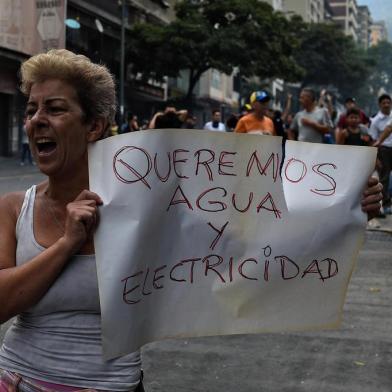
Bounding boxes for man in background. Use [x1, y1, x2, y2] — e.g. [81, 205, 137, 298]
[369, 94, 392, 216]
[288, 88, 332, 143]
[235, 90, 276, 135]
[204, 110, 226, 132]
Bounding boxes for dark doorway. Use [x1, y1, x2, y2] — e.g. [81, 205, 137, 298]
[0, 93, 11, 156]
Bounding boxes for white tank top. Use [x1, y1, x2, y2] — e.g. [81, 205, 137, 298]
[0, 185, 141, 390]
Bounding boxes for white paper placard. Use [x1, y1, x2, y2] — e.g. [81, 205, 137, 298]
[88, 130, 376, 359]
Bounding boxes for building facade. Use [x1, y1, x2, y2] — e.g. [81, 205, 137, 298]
[323, 0, 334, 21]
[66, 0, 177, 125]
[263, 0, 283, 11]
[370, 20, 388, 47]
[0, 0, 180, 156]
[357, 5, 371, 49]
[0, 48, 25, 157]
[327, 0, 359, 42]
[0, 0, 66, 157]
[282, 0, 325, 23]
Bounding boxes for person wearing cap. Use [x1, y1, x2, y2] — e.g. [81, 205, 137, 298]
[244, 103, 252, 113]
[288, 88, 332, 143]
[234, 90, 276, 135]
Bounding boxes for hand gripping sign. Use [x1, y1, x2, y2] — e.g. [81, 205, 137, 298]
[88, 130, 376, 359]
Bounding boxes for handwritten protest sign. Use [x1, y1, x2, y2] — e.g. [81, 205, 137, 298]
[88, 130, 376, 359]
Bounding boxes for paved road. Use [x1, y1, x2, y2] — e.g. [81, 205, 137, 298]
[140, 232, 392, 392]
[0, 159, 44, 195]
[1, 157, 391, 391]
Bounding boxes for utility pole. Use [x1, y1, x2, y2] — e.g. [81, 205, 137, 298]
[120, 0, 126, 125]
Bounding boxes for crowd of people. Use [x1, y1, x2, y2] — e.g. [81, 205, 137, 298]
[2, 49, 383, 392]
[18, 76, 391, 218]
[114, 87, 391, 219]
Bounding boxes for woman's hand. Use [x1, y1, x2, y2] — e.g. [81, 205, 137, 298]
[361, 176, 383, 220]
[63, 190, 103, 252]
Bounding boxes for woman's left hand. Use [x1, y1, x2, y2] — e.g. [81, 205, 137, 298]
[361, 176, 383, 220]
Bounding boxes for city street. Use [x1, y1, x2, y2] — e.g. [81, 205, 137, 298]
[0, 156, 391, 391]
[142, 232, 392, 391]
[0, 0, 391, 390]
[0, 158, 45, 195]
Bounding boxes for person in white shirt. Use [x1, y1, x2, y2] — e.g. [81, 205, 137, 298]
[369, 94, 392, 215]
[204, 110, 226, 132]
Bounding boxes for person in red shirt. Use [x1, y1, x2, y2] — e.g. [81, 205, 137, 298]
[235, 90, 276, 135]
[335, 97, 369, 139]
[336, 107, 372, 146]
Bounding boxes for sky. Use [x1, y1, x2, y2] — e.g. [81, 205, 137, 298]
[357, 0, 392, 40]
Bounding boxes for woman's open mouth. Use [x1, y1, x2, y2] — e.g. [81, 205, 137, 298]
[36, 137, 57, 156]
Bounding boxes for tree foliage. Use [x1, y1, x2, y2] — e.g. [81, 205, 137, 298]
[126, 0, 304, 100]
[294, 23, 373, 98]
[126, 1, 376, 104]
[367, 41, 392, 95]
[350, 41, 392, 113]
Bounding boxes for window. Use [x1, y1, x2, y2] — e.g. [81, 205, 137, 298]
[211, 69, 221, 89]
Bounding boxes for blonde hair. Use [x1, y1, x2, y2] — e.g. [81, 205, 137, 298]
[20, 49, 116, 133]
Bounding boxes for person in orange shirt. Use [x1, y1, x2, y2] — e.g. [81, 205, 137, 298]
[235, 90, 276, 135]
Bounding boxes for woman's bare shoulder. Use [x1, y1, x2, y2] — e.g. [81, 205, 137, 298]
[0, 182, 46, 217]
[0, 191, 26, 219]
[0, 192, 25, 268]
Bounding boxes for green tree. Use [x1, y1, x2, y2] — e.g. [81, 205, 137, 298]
[351, 41, 392, 114]
[294, 23, 372, 98]
[367, 41, 392, 95]
[126, 0, 304, 102]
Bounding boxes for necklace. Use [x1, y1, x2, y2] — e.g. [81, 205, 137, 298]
[44, 191, 65, 234]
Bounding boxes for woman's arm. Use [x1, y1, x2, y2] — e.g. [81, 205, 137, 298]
[0, 190, 102, 323]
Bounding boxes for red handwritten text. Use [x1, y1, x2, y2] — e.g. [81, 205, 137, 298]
[121, 252, 338, 305]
